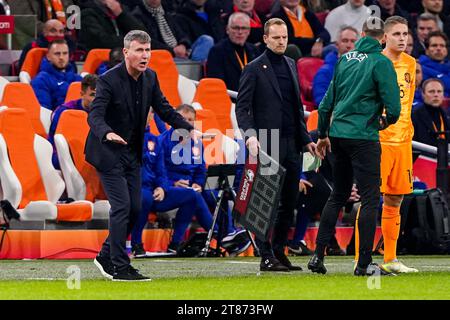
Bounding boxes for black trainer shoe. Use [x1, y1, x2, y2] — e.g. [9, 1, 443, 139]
[132, 243, 147, 258]
[93, 254, 114, 280]
[260, 257, 290, 272]
[307, 254, 327, 274]
[274, 252, 303, 271]
[112, 265, 152, 282]
[354, 263, 395, 276]
[288, 241, 313, 256]
[326, 245, 346, 256]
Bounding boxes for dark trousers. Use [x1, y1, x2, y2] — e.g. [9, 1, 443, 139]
[98, 150, 141, 271]
[256, 137, 301, 258]
[315, 137, 381, 267]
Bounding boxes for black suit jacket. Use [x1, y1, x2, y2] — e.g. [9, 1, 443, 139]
[85, 62, 193, 171]
[206, 37, 259, 92]
[236, 51, 311, 154]
[412, 103, 450, 147]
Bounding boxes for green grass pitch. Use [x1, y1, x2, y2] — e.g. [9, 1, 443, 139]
[0, 256, 449, 300]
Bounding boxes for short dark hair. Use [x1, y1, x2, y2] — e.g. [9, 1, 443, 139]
[425, 30, 449, 49]
[48, 39, 68, 50]
[264, 18, 286, 35]
[417, 13, 438, 25]
[422, 78, 444, 92]
[81, 74, 98, 92]
[384, 16, 408, 32]
[176, 104, 196, 115]
[362, 17, 385, 39]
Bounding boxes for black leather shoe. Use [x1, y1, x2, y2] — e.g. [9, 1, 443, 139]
[274, 252, 302, 271]
[307, 254, 327, 274]
[112, 265, 152, 282]
[354, 263, 395, 276]
[260, 257, 290, 272]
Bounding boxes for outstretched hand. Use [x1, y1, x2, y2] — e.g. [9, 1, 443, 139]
[316, 137, 331, 159]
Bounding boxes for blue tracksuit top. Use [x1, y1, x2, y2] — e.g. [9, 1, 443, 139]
[159, 127, 207, 187]
[142, 129, 170, 191]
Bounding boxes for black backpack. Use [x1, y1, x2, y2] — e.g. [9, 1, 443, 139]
[398, 188, 450, 254]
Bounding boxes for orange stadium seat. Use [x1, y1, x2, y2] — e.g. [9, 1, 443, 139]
[193, 78, 233, 137]
[19, 48, 48, 83]
[307, 109, 319, 132]
[148, 49, 182, 106]
[0, 108, 93, 222]
[297, 57, 324, 111]
[1, 82, 49, 137]
[65, 81, 81, 102]
[81, 49, 110, 76]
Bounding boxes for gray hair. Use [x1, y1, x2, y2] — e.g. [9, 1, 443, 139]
[228, 12, 251, 28]
[337, 25, 359, 39]
[124, 30, 151, 49]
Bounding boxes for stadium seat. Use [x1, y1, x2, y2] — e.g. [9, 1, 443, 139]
[54, 110, 109, 219]
[1, 82, 50, 137]
[148, 49, 196, 106]
[315, 11, 329, 26]
[0, 108, 93, 222]
[0, 76, 10, 101]
[297, 57, 324, 111]
[19, 48, 48, 84]
[81, 49, 110, 77]
[306, 109, 319, 132]
[65, 81, 81, 102]
[193, 78, 234, 137]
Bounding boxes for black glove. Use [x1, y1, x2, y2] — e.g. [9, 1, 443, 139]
[378, 115, 389, 130]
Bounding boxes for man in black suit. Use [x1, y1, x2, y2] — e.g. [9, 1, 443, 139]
[207, 12, 259, 91]
[86, 30, 198, 281]
[236, 18, 316, 272]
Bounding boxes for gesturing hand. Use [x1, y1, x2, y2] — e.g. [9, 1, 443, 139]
[106, 132, 127, 145]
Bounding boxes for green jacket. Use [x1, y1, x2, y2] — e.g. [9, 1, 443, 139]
[318, 36, 401, 141]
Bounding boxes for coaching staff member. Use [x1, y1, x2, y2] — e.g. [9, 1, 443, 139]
[308, 17, 401, 276]
[236, 18, 316, 272]
[86, 30, 198, 281]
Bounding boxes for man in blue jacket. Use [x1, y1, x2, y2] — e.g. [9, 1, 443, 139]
[159, 104, 251, 255]
[313, 26, 359, 106]
[419, 31, 450, 97]
[31, 39, 82, 111]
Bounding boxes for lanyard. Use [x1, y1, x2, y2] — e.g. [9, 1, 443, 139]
[235, 50, 247, 70]
[432, 113, 446, 139]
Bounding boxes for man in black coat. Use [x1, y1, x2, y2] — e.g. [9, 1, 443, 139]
[236, 18, 316, 272]
[206, 12, 259, 92]
[86, 30, 198, 281]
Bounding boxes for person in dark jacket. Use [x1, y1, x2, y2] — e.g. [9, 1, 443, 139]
[31, 39, 82, 111]
[270, 0, 330, 57]
[412, 78, 450, 147]
[313, 26, 358, 105]
[175, 0, 225, 60]
[206, 12, 259, 91]
[131, 0, 191, 58]
[79, 0, 145, 51]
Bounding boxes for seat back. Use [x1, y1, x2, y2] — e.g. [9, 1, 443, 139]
[55, 110, 105, 202]
[19, 48, 48, 83]
[65, 81, 81, 102]
[297, 57, 324, 111]
[193, 78, 233, 136]
[148, 49, 182, 106]
[195, 109, 225, 165]
[0, 109, 48, 208]
[1, 83, 47, 137]
[81, 49, 110, 76]
[306, 109, 319, 132]
[0, 76, 10, 101]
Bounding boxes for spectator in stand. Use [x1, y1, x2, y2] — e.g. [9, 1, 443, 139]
[324, 0, 371, 42]
[48, 74, 98, 169]
[419, 31, 450, 97]
[18, 19, 76, 71]
[131, 0, 191, 59]
[223, 0, 266, 46]
[271, 0, 330, 57]
[373, 0, 410, 22]
[313, 26, 359, 105]
[412, 78, 450, 146]
[413, 60, 424, 108]
[79, 0, 145, 51]
[31, 39, 82, 111]
[175, 0, 225, 61]
[96, 47, 124, 75]
[206, 12, 259, 91]
[407, 29, 414, 55]
[422, 0, 446, 30]
[413, 13, 439, 58]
